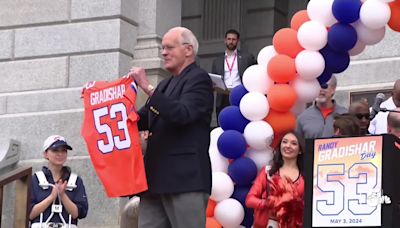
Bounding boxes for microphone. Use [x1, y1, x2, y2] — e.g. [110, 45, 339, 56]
[370, 93, 386, 120]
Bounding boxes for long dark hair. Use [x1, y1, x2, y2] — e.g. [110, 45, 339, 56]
[268, 131, 304, 177]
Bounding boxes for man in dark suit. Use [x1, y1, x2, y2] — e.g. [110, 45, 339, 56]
[211, 29, 256, 120]
[129, 27, 213, 228]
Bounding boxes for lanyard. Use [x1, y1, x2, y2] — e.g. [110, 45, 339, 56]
[225, 53, 237, 77]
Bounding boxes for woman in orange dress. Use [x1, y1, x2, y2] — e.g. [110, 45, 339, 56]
[246, 131, 305, 228]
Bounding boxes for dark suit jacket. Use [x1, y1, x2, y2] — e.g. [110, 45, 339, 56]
[137, 63, 214, 194]
[211, 50, 256, 111]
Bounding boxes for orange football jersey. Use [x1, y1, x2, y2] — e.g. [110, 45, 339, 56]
[81, 76, 147, 197]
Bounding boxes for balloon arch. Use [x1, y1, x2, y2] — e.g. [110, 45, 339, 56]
[206, 0, 400, 227]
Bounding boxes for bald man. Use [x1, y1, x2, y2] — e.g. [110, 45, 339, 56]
[129, 27, 213, 228]
[388, 107, 400, 138]
[296, 75, 347, 139]
[369, 80, 400, 134]
[349, 100, 370, 135]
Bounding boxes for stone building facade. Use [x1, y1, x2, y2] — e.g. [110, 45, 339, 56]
[0, 0, 398, 227]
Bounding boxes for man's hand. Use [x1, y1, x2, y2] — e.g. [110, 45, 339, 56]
[128, 67, 154, 96]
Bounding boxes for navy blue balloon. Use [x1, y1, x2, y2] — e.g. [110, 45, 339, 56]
[320, 45, 350, 73]
[231, 186, 253, 227]
[232, 185, 251, 205]
[332, 0, 361, 24]
[317, 68, 333, 87]
[217, 130, 247, 159]
[241, 207, 254, 228]
[218, 106, 250, 133]
[228, 157, 258, 186]
[229, 84, 248, 106]
[328, 23, 358, 52]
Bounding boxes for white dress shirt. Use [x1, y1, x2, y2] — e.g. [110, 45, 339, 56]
[224, 50, 241, 89]
[369, 97, 396, 134]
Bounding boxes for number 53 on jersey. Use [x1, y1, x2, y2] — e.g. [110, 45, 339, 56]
[81, 77, 147, 197]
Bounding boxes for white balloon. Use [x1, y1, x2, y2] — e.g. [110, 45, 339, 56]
[209, 147, 229, 173]
[348, 39, 366, 56]
[360, 0, 391, 30]
[243, 121, 274, 150]
[239, 92, 270, 121]
[291, 101, 307, 116]
[292, 78, 321, 103]
[210, 127, 224, 149]
[353, 21, 386, 45]
[214, 198, 245, 228]
[242, 65, 274, 94]
[246, 147, 274, 171]
[210, 172, 234, 202]
[307, 0, 337, 27]
[297, 21, 328, 51]
[257, 45, 277, 67]
[295, 50, 325, 80]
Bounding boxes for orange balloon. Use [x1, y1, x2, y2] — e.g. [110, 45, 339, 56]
[291, 10, 310, 31]
[272, 28, 304, 58]
[206, 217, 222, 228]
[264, 110, 296, 135]
[267, 84, 297, 112]
[388, 1, 400, 32]
[267, 54, 296, 83]
[206, 199, 217, 217]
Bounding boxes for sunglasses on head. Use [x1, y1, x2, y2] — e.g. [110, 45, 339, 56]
[354, 113, 370, 120]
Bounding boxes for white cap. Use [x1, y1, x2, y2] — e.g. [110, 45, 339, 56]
[42, 135, 73, 151]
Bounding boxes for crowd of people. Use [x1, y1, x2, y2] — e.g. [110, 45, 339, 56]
[28, 26, 400, 228]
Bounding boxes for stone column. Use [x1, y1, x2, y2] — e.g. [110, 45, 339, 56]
[132, 0, 182, 106]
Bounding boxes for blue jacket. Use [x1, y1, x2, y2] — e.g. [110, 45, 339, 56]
[30, 166, 88, 225]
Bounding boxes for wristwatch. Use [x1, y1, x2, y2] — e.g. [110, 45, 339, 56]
[147, 84, 155, 94]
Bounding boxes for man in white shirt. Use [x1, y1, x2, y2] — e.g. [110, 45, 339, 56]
[369, 80, 400, 134]
[211, 29, 256, 120]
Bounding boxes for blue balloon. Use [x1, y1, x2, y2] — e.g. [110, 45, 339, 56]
[217, 130, 247, 159]
[229, 84, 248, 106]
[241, 207, 254, 228]
[228, 157, 258, 186]
[317, 68, 333, 87]
[332, 0, 361, 24]
[320, 45, 350, 73]
[218, 106, 250, 133]
[328, 23, 358, 52]
[232, 185, 252, 205]
[231, 186, 253, 227]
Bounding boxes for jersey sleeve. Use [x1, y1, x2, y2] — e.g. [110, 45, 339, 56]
[124, 80, 139, 123]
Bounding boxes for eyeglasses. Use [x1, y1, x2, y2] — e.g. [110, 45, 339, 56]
[160, 43, 192, 53]
[354, 113, 370, 120]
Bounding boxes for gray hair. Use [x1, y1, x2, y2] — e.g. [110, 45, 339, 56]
[327, 75, 337, 88]
[170, 27, 199, 57]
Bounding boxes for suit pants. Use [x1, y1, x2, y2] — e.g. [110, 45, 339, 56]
[216, 93, 231, 122]
[138, 191, 209, 228]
